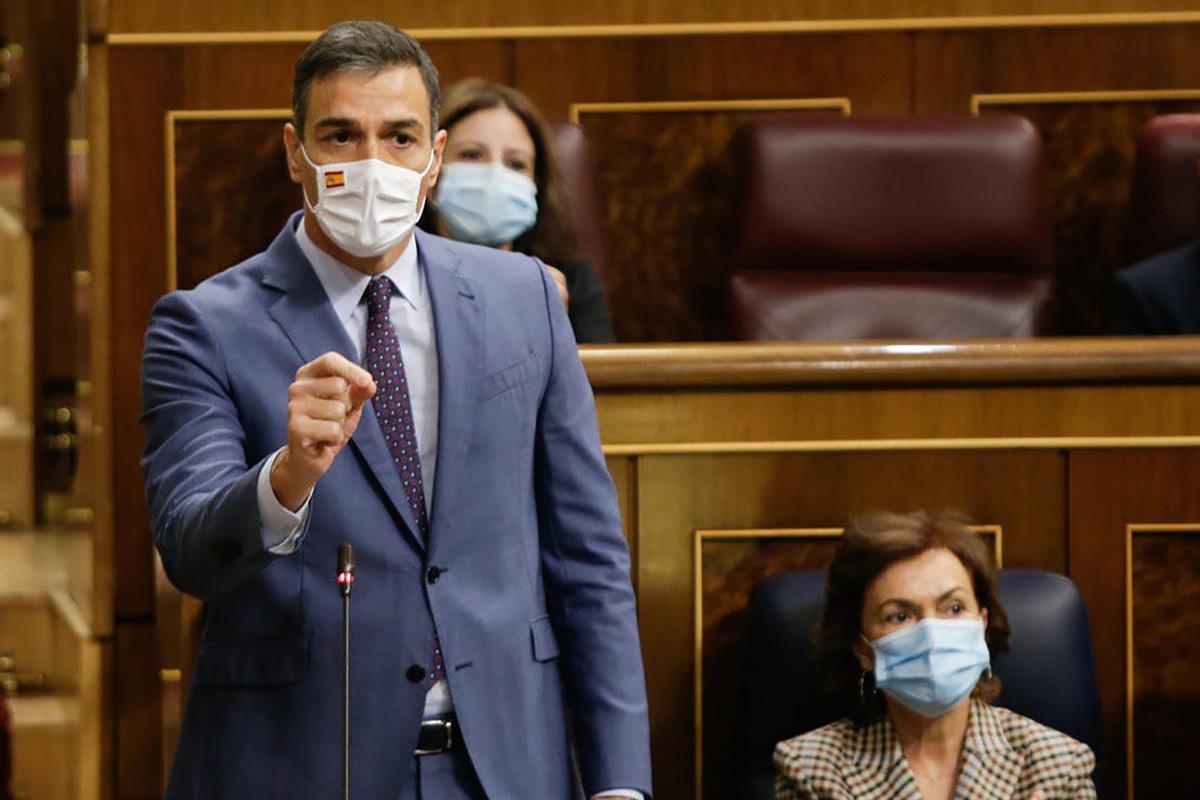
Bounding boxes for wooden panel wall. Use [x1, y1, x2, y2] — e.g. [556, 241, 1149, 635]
[94, 14, 1200, 800]
[0, 205, 34, 527]
[101, 1, 1200, 35]
[586, 352, 1200, 800]
[122, 25, 1200, 346]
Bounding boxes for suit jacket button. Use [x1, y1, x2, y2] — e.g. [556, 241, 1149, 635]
[406, 665, 427, 683]
[426, 566, 443, 584]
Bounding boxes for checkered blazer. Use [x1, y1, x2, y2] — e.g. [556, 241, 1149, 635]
[774, 700, 1096, 800]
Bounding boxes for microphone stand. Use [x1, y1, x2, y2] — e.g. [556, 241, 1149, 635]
[337, 544, 356, 800]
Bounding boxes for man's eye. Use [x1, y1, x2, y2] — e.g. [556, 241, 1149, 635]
[329, 131, 350, 144]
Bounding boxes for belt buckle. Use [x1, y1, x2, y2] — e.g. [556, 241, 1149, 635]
[415, 718, 453, 756]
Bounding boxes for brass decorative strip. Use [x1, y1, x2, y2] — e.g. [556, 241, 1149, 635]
[1124, 523, 1200, 800]
[602, 436, 1200, 457]
[580, 338, 1200, 387]
[972, 88, 1200, 114]
[104, 12, 1200, 46]
[692, 525, 1001, 798]
[570, 97, 851, 124]
[0, 138, 90, 155]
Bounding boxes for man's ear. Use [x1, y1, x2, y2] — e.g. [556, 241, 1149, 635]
[283, 122, 304, 184]
[427, 128, 448, 189]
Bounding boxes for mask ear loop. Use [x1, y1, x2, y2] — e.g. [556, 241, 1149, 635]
[297, 142, 322, 211]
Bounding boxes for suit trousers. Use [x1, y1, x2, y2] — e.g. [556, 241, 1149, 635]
[416, 748, 488, 800]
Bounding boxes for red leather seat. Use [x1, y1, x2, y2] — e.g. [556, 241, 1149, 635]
[1124, 114, 1200, 262]
[730, 114, 1055, 340]
[552, 121, 608, 281]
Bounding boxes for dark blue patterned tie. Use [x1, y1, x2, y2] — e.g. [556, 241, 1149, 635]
[364, 276, 444, 682]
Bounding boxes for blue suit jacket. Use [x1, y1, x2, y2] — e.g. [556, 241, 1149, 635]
[141, 216, 652, 799]
[1112, 238, 1200, 334]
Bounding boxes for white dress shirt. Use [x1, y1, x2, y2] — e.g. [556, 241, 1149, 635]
[255, 219, 641, 799]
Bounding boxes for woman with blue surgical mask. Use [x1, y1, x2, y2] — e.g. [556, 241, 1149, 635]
[775, 512, 1096, 800]
[421, 79, 615, 343]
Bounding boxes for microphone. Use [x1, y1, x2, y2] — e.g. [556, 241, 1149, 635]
[336, 543, 355, 800]
[337, 543, 356, 597]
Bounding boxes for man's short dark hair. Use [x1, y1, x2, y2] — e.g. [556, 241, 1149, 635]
[292, 20, 441, 140]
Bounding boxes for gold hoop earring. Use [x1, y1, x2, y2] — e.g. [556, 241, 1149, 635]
[859, 670, 880, 707]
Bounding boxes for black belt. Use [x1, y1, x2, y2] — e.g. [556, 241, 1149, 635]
[415, 716, 458, 755]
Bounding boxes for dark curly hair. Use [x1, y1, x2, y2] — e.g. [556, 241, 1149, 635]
[816, 510, 1011, 726]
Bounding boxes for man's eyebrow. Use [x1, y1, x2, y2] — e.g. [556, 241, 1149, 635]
[313, 117, 358, 130]
[381, 118, 424, 132]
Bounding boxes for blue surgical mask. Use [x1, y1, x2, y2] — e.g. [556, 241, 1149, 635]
[866, 618, 991, 718]
[435, 162, 538, 247]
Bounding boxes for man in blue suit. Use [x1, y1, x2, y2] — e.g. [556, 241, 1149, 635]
[141, 20, 651, 799]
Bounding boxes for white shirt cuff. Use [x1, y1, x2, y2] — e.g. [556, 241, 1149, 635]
[591, 792, 644, 800]
[256, 448, 312, 554]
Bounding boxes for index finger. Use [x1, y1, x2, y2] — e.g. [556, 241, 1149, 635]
[299, 351, 374, 389]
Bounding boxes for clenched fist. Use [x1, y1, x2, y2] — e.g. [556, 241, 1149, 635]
[270, 352, 376, 511]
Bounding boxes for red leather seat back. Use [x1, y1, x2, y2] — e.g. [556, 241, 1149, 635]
[552, 121, 608, 280]
[730, 114, 1055, 340]
[1125, 114, 1200, 262]
[730, 271, 1055, 341]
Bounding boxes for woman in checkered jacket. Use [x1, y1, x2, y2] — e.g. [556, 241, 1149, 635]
[774, 512, 1096, 800]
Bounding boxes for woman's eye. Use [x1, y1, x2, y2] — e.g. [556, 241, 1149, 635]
[885, 611, 909, 624]
[507, 159, 530, 172]
[458, 149, 483, 160]
[948, 602, 965, 615]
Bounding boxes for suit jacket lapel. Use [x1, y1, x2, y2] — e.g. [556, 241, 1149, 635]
[261, 215, 424, 552]
[417, 230, 484, 561]
[956, 701, 1022, 800]
[842, 716, 923, 800]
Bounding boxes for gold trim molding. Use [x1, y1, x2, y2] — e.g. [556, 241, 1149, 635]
[164, 108, 292, 293]
[569, 97, 851, 124]
[691, 525, 1002, 798]
[602, 435, 1200, 457]
[972, 88, 1200, 114]
[1123, 523, 1200, 800]
[105, 11, 1200, 46]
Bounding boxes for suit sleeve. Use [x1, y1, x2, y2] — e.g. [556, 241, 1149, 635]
[1111, 271, 1165, 335]
[565, 260, 617, 344]
[773, 743, 817, 800]
[1069, 742, 1098, 799]
[531, 261, 652, 798]
[773, 774, 814, 800]
[141, 292, 292, 600]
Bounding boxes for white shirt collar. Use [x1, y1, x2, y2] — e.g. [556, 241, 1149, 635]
[294, 216, 422, 326]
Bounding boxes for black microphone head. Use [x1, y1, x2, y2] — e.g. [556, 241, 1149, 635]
[337, 543, 355, 576]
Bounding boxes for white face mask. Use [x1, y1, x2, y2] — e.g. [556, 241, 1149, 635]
[300, 144, 436, 258]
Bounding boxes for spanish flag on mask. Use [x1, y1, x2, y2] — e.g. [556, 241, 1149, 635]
[325, 171, 346, 189]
